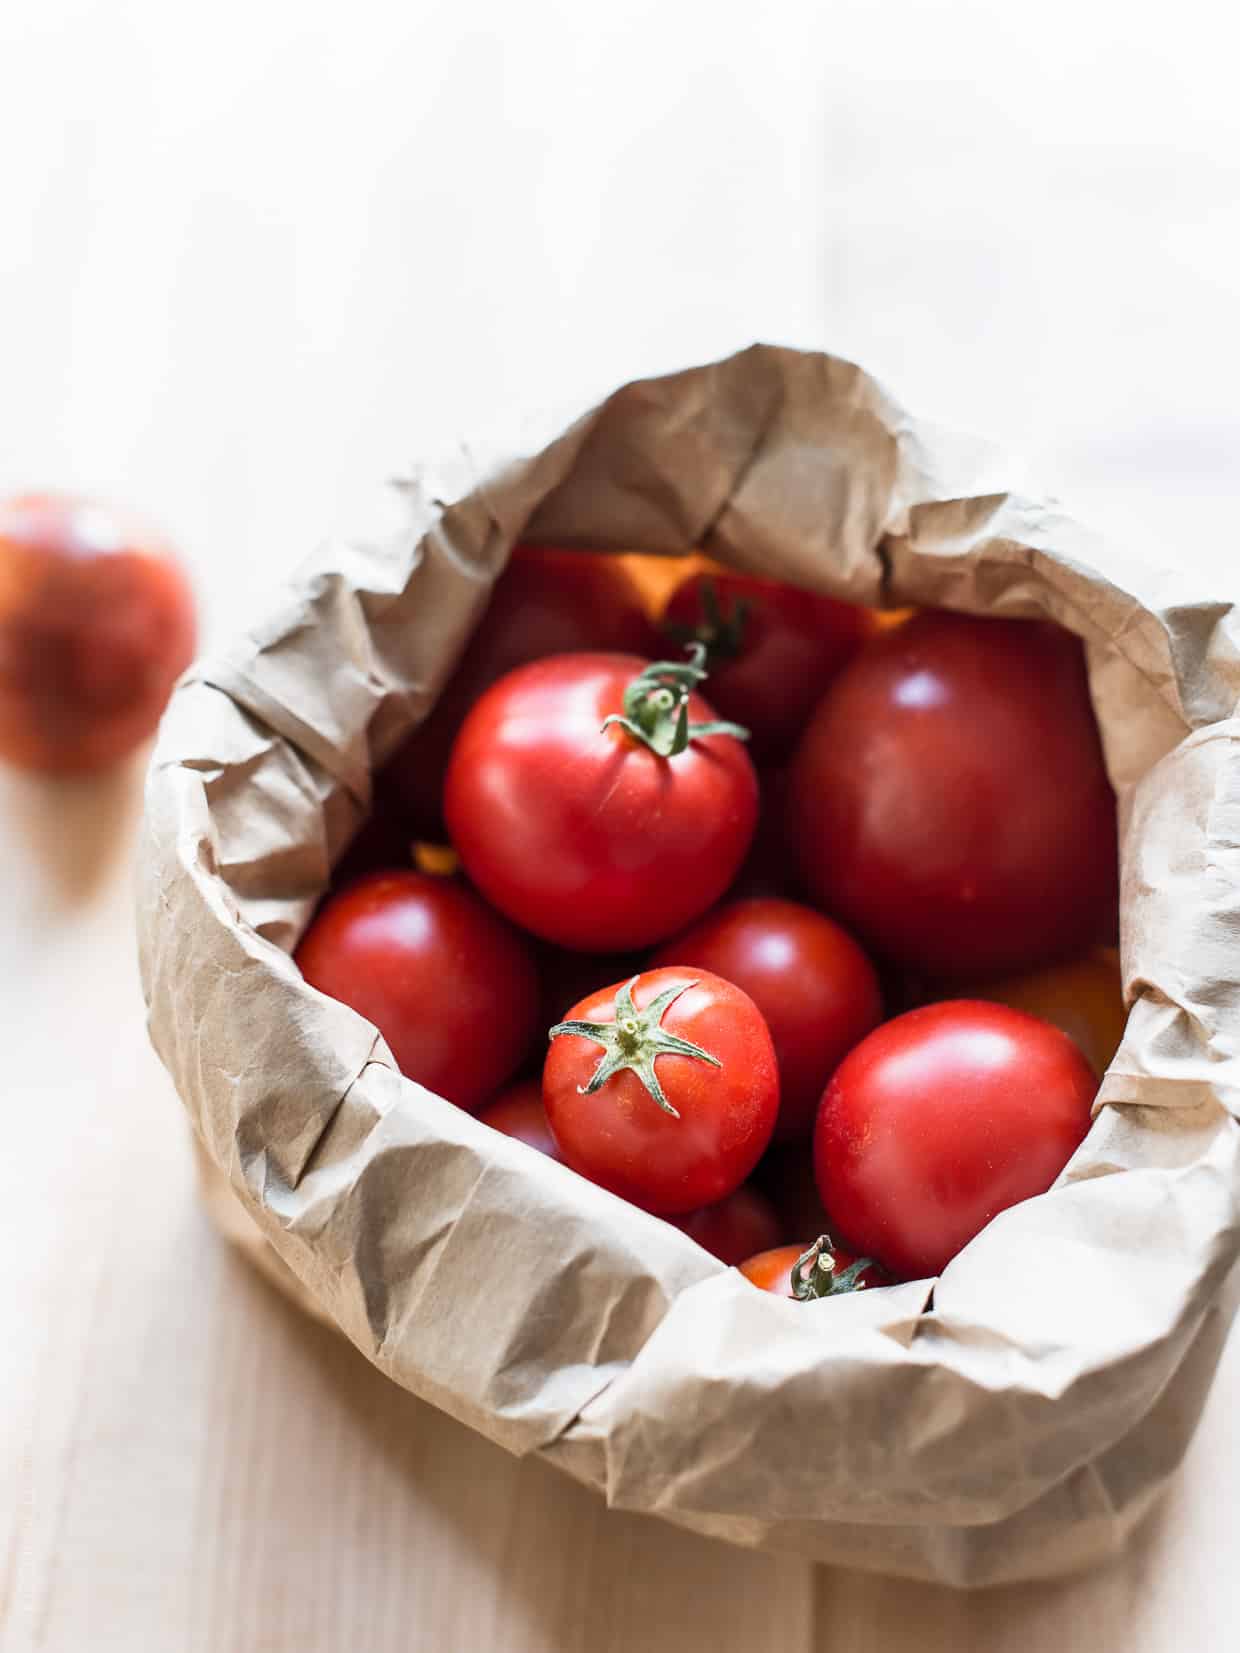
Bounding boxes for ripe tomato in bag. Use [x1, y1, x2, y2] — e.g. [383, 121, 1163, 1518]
[814, 1000, 1096, 1280]
[445, 648, 757, 951]
[788, 610, 1119, 976]
[542, 968, 778, 1214]
[296, 871, 538, 1114]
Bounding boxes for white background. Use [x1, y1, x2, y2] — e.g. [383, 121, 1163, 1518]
[2, 4, 1239, 1650]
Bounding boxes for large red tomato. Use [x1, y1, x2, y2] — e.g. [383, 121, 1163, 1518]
[384, 545, 657, 834]
[477, 1079, 562, 1161]
[0, 493, 196, 772]
[445, 650, 758, 951]
[815, 1000, 1097, 1280]
[295, 870, 538, 1113]
[661, 571, 872, 761]
[652, 897, 882, 1140]
[788, 610, 1119, 976]
[542, 968, 778, 1214]
[670, 1185, 782, 1265]
[738, 1238, 887, 1297]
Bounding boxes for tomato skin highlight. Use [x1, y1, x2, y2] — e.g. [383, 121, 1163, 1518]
[661, 571, 872, 761]
[652, 897, 882, 1141]
[814, 1000, 1097, 1281]
[0, 493, 196, 772]
[477, 1079, 561, 1161]
[383, 545, 657, 835]
[739, 1242, 887, 1297]
[295, 871, 539, 1114]
[788, 610, 1119, 976]
[445, 653, 758, 952]
[670, 1185, 783, 1265]
[542, 968, 779, 1215]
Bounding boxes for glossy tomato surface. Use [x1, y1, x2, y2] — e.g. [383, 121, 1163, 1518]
[670, 1184, 782, 1265]
[788, 610, 1119, 975]
[814, 1000, 1096, 1280]
[542, 968, 779, 1214]
[653, 897, 882, 1140]
[445, 653, 758, 951]
[477, 1079, 561, 1161]
[0, 493, 196, 772]
[385, 545, 657, 834]
[738, 1241, 887, 1297]
[661, 571, 872, 761]
[295, 870, 538, 1113]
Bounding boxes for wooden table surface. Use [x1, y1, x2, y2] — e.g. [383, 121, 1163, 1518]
[4, 4, 1240, 1648]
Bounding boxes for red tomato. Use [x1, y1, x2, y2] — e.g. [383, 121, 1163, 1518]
[788, 610, 1119, 976]
[445, 651, 758, 951]
[670, 1185, 782, 1265]
[542, 968, 778, 1214]
[652, 897, 882, 1141]
[0, 493, 196, 772]
[739, 1239, 887, 1297]
[477, 1079, 561, 1161]
[815, 1000, 1097, 1280]
[384, 545, 657, 834]
[295, 870, 538, 1113]
[661, 571, 873, 761]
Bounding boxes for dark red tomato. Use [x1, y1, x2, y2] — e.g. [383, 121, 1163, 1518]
[739, 1240, 887, 1297]
[295, 870, 538, 1113]
[445, 652, 758, 951]
[477, 1079, 561, 1161]
[670, 1184, 782, 1265]
[384, 545, 657, 834]
[815, 1000, 1097, 1281]
[788, 610, 1119, 976]
[661, 571, 872, 761]
[0, 493, 196, 772]
[542, 968, 778, 1214]
[652, 897, 882, 1141]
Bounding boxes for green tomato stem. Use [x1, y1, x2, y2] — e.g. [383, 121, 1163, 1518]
[548, 975, 720, 1116]
[600, 642, 749, 757]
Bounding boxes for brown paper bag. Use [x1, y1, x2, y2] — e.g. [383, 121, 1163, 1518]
[138, 345, 1240, 1587]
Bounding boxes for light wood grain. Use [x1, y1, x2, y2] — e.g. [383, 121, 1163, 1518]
[3, 1, 1240, 1648]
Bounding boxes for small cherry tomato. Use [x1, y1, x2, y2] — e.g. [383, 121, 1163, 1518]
[946, 948, 1126, 1078]
[384, 545, 657, 834]
[653, 897, 882, 1140]
[661, 571, 872, 761]
[477, 1079, 561, 1161]
[542, 968, 779, 1214]
[445, 649, 758, 952]
[0, 493, 196, 772]
[788, 610, 1119, 976]
[670, 1185, 782, 1265]
[815, 1000, 1097, 1280]
[739, 1237, 887, 1297]
[296, 870, 538, 1113]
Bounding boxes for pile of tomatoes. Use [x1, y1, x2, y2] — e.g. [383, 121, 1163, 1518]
[296, 545, 1122, 1298]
